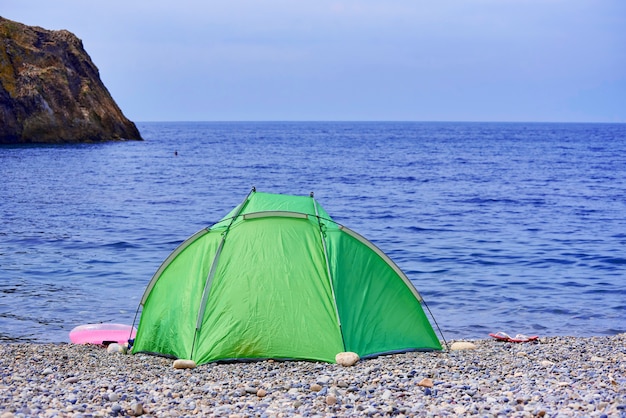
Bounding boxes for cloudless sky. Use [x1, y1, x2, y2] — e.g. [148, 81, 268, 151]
[3, 1, 625, 122]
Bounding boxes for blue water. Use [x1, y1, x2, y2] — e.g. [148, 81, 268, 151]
[1, 122, 625, 343]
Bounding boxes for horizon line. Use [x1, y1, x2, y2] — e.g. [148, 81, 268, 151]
[133, 120, 626, 125]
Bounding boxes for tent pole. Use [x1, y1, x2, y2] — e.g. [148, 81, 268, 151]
[312, 195, 346, 351]
[190, 187, 256, 359]
[128, 304, 141, 349]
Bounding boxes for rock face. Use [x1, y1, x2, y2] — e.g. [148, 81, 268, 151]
[0, 17, 142, 143]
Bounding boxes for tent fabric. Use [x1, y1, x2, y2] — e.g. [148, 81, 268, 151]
[132, 190, 442, 364]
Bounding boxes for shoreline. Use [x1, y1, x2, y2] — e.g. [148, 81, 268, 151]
[1, 335, 624, 417]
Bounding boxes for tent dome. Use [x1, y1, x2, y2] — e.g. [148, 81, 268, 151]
[132, 190, 441, 364]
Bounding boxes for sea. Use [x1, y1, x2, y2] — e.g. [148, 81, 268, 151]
[1, 122, 625, 343]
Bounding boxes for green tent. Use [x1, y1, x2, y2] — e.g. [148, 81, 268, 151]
[132, 190, 442, 364]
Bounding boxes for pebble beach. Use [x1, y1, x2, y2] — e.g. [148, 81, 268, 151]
[1, 335, 625, 417]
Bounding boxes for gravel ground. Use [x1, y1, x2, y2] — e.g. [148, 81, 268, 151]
[1, 335, 625, 417]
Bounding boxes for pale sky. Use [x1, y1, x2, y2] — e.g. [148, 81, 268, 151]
[3, 0, 625, 122]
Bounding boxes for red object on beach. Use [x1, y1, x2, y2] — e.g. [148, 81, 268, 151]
[69, 323, 136, 345]
[489, 331, 538, 343]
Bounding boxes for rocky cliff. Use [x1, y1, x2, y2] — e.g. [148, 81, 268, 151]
[0, 17, 142, 143]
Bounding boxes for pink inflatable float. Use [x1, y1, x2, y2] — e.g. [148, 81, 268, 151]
[69, 323, 136, 345]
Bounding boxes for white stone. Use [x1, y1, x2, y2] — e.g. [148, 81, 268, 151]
[335, 352, 359, 366]
[173, 359, 197, 369]
[450, 341, 477, 351]
[106, 343, 127, 354]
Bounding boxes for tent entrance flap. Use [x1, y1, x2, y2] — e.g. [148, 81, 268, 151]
[312, 195, 344, 349]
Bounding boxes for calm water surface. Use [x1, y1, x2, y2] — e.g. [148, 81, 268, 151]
[1, 122, 625, 343]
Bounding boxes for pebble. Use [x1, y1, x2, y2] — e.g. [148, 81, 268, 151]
[172, 359, 196, 369]
[317, 375, 332, 385]
[450, 341, 477, 350]
[0, 335, 625, 417]
[310, 383, 323, 392]
[106, 343, 126, 354]
[335, 352, 359, 367]
[130, 402, 143, 416]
